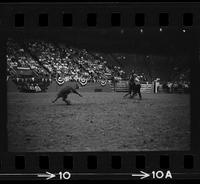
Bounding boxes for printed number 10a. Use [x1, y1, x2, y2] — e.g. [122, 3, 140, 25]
[152, 170, 172, 179]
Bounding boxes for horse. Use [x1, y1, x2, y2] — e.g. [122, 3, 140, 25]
[123, 75, 142, 100]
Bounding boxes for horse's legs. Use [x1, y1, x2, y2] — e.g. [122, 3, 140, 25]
[130, 85, 135, 98]
[138, 91, 142, 100]
[131, 91, 137, 98]
[123, 93, 130, 98]
[124, 85, 132, 98]
[137, 85, 142, 100]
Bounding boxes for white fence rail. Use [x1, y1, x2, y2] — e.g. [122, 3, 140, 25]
[110, 81, 153, 93]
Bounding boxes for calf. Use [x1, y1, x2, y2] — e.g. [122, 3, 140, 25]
[52, 85, 83, 105]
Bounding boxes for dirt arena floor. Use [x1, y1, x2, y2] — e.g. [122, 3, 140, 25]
[7, 92, 190, 152]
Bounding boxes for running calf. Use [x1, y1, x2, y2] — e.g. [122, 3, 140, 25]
[52, 85, 83, 105]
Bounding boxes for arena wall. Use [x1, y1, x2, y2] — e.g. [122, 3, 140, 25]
[7, 80, 113, 93]
[7, 79, 153, 93]
[7, 80, 18, 92]
[48, 81, 113, 92]
[110, 81, 153, 93]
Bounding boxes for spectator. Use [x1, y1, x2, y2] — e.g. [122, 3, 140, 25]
[167, 82, 173, 93]
[35, 84, 41, 92]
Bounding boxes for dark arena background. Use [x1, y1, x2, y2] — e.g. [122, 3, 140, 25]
[6, 28, 191, 152]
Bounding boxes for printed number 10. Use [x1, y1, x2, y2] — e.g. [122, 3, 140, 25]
[58, 171, 71, 180]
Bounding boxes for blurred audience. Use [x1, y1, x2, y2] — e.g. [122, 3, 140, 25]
[7, 38, 190, 93]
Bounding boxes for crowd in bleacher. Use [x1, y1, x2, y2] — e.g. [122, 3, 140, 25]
[7, 38, 127, 91]
[7, 38, 190, 93]
[25, 40, 115, 82]
[7, 39, 48, 76]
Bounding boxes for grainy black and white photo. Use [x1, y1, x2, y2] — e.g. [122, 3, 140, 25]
[6, 29, 191, 151]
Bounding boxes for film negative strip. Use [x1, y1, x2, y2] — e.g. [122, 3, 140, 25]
[0, 2, 200, 181]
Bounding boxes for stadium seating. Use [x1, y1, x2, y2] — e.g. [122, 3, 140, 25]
[7, 38, 190, 94]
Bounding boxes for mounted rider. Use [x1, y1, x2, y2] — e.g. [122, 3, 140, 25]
[124, 69, 142, 100]
[129, 70, 137, 94]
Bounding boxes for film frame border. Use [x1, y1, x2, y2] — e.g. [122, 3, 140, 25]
[0, 2, 200, 180]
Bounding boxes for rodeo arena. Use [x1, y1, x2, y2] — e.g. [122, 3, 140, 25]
[7, 37, 190, 152]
